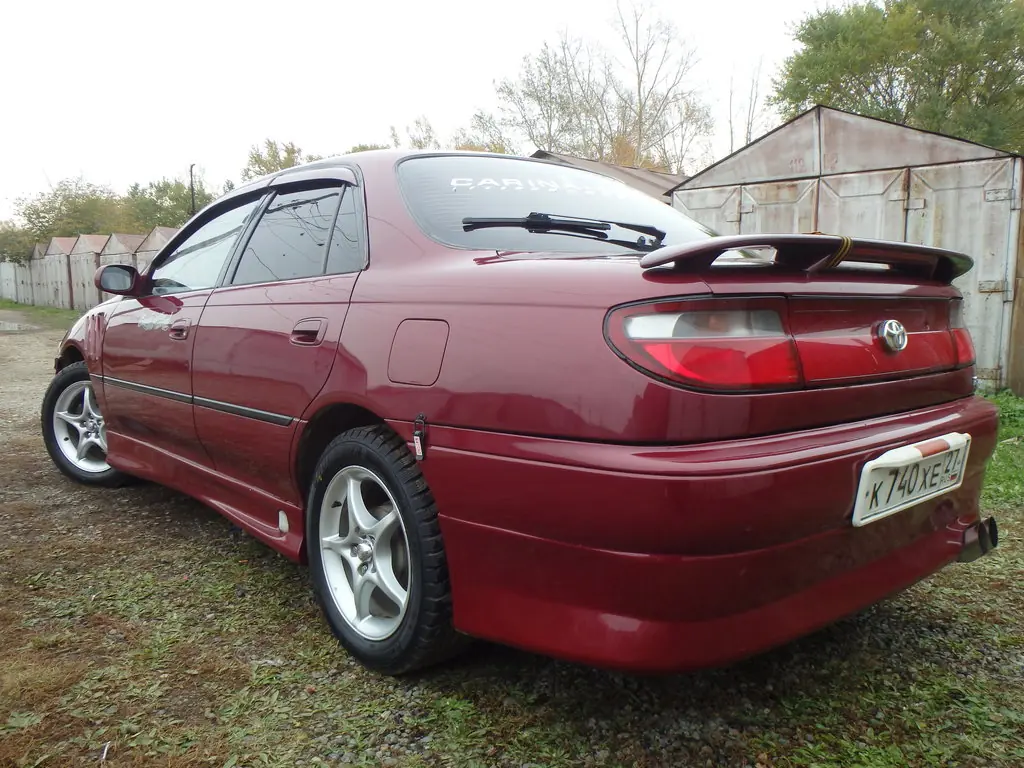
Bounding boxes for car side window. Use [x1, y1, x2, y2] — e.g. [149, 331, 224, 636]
[231, 186, 343, 286]
[150, 198, 261, 295]
[325, 187, 365, 274]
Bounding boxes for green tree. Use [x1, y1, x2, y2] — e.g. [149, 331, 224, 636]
[0, 221, 37, 264]
[385, 116, 515, 154]
[390, 116, 442, 150]
[123, 176, 216, 231]
[772, 0, 1024, 152]
[240, 139, 324, 180]
[450, 115, 515, 154]
[347, 143, 391, 153]
[16, 178, 129, 240]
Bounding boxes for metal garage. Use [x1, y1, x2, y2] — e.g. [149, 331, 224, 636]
[671, 105, 1024, 394]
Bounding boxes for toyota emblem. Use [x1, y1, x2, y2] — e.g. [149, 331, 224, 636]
[878, 319, 908, 353]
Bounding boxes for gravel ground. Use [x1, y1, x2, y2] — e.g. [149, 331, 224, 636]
[1, 306, 1023, 768]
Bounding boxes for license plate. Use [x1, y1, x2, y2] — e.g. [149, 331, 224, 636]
[852, 432, 971, 527]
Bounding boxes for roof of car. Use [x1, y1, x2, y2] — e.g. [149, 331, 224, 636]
[214, 151, 551, 202]
[214, 150, 639, 212]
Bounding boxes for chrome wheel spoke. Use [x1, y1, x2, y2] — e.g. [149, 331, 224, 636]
[321, 533, 349, 555]
[75, 436, 93, 461]
[371, 558, 408, 610]
[55, 410, 84, 429]
[368, 509, 399, 540]
[83, 386, 99, 420]
[346, 475, 378, 533]
[352, 570, 376, 621]
[95, 423, 108, 453]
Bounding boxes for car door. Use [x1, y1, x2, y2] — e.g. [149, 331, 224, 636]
[100, 195, 264, 470]
[191, 173, 366, 507]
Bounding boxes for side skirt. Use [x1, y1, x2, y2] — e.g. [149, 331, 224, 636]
[106, 431, 306, 562]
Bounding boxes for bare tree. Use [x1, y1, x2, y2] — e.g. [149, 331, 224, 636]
[612, 1, 703, 166]
[728, 58, 770, 153]
[479, 1, 712, 174]
[492, 38, 610, 156]
[655, 98, 715, 175]
[744, 58, 763, 145]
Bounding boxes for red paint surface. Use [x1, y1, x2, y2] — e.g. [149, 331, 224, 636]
[100, 293, 213, 468]
[56, 150, 1000, 672]
[191, 274, 355, 504]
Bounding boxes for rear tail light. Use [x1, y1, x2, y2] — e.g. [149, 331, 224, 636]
[949, 300, 976, 367]
[605, 299, 802, 391]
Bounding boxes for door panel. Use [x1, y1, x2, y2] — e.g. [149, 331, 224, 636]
[99, 195, 264, 470]
[739, 180, 817, 234]
[191, 184, 363, 508]
[101, 293, 211, 467]
[191, 275, 356, 503]
[672, 186, 742, 236]
[817, 169, 908, 241]
[906, 158, 1016, 388]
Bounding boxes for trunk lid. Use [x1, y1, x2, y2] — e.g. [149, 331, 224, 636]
[787, 295, 956, 386]
[605, 234, 978, 440]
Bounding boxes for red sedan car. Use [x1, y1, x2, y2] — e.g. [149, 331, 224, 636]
[41, 150, 999, 675]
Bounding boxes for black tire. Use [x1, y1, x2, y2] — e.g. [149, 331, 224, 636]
[41, 361, 132, 487]
[306, 424, 468, 674]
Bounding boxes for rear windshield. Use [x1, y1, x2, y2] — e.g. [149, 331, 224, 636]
[396, 155, 714, 254]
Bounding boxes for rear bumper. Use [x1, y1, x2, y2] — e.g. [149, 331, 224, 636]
[442, 507, 985, 671]
[402, 395, 999, 671]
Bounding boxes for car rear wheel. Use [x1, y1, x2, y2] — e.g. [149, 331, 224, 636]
[41, 361, 131, 487]
[306, 425, 467, 674]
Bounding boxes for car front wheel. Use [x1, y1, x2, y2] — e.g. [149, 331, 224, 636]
[306, 425, 467, 674]
[41, 361, 131, 487]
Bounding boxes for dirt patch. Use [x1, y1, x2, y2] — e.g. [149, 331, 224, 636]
[0, 308, 45, 333]
[0, 321, 40, 332]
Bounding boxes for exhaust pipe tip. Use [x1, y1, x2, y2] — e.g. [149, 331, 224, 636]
[978, 519, 992, 555]
[958, 517, 999, 563]
[986, 516, 999, 549]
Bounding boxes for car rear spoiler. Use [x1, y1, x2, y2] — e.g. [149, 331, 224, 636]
[638, 234, 973, 283]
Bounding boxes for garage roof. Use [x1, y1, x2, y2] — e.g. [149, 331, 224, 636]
[673, 105, 1016, 192]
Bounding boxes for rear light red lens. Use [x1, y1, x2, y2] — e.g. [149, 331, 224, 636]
[949, 300, 976, 367]
[639, 338, 801, 389]
[606, 299, 802, 391]
[952, 329, 975, 366]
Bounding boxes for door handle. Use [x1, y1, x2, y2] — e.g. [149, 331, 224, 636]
[290, 318, 326, 346]
[168, 318, 191, 340]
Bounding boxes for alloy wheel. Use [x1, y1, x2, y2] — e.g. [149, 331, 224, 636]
[318, 465, 412, 640]
[51, 380, 110, 474]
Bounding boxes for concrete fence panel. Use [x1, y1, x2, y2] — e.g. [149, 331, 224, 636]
[70, 252, 101, 311]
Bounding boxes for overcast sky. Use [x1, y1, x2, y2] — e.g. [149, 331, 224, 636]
[0, 0, 829, 219]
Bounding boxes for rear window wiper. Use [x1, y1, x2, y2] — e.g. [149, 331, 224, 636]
[462, 212, 666, 252]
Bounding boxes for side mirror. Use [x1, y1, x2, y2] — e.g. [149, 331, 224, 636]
[94, 264, 142, 296]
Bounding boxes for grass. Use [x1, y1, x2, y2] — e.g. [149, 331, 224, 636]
[982, 390, 1024, 510]
[0, 299, 81, 330]
[1, 386, 1022, 767]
